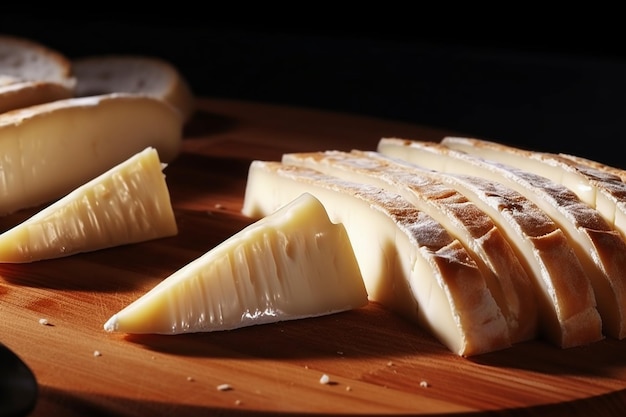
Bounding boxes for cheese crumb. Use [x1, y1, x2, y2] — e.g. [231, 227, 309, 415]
[93, 350, 102, 357]
[319, 374, 331, 385]
[217, 383, 232, 391]
[38, 318, 49, 326]
[420, 380, 429, 388]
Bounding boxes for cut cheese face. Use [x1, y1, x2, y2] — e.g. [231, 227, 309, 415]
[104, 192, 368, 335]
[0, 93, 183, 215]
[242, 161, 511, 357]
[281, 150, 538, 344]
[376, 139, 603, 348]
[0, 147, 177, 263]
[439, 137, 626, 340]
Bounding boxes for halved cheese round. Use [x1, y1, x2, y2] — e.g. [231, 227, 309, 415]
[0, 93, 183, 216]
[0, 147, 177, 262]
[104, 192, 367, 334]
[243, 161, 511, 357]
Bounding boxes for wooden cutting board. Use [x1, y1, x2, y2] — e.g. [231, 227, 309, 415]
[2, 98, 626, 417]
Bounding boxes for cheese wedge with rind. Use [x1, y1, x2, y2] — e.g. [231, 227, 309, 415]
[104, 192, 368, 335]
[0, 93, 183, 216]
[0, 147, 177, 263]
[281, 150, 538, 344]
[377, 139, 603, 348]
[242, 161, 511, 357]
[441, 136, 626, 339]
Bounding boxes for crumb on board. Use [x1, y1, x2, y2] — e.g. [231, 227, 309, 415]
[319, 374, 331, 385]
[346, 386, 352, 392]
[187, 376, 194, 382]
[235, 399, 242, 406]
[217, 383, 232, 391]
[420, 380, 429, 388]
[38, 318, 50, 326]
[93, 350, 102, 357]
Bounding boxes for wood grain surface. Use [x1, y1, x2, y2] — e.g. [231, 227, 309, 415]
[2, 98, 626, 416]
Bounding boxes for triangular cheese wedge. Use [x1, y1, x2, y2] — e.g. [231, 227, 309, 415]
[0, 147, 177, 263]
[242, 161, 511, 357]
[104, 192, 368, 335]
[377, 138, 603, 348]
[440, 137, 626, 339]
[0, 93, 183, 215]
[281, 150, 538, 344]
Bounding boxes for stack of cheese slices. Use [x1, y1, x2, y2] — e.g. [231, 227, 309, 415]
[243, 137, 626, 356]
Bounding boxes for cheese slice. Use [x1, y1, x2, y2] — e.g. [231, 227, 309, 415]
[377, 139, 603, 348]
[104, 192, 368, 335]
[441, 137, 626, 339]
[0, 93, 183, 216]
[242, 161, 511, 357]
[281, 150, 538, 344]
[0, 147, 177, 263]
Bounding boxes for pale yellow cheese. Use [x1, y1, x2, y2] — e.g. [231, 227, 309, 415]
[242, 161, 511, 357]
[0, 147, 177, 263]
[281, 150, 538, 344]
[440, 137, 626, 340]
[0, 93, 183, 215]
[104, 192, 368, 335]
[377, 138, 603, 348]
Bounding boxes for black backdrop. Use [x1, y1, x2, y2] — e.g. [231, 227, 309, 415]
[2, 13, 626, 168]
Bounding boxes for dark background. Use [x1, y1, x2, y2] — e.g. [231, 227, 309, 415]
[2, 13, 626, 168]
